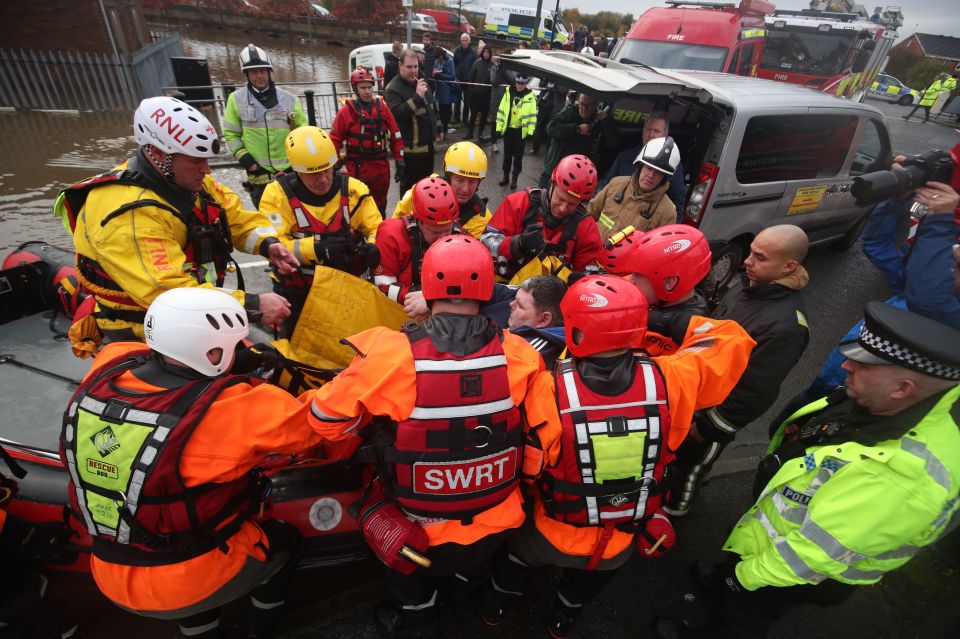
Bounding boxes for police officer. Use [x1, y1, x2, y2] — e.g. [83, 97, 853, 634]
[655, 302, 960, 639]
[59, 287, 323, 639]
[224, 44, 307, 207]
[259, 126, 382, 336]
[481, 275, 754, 637]
[330, 67, 405, 215]
[482, 154, 603, 282]
[305, 235, 562, 638]
[392, 142, 493, 240]
[62, 96, 296, 344]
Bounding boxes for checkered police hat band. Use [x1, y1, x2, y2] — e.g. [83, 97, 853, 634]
[859, 324, 960, 381]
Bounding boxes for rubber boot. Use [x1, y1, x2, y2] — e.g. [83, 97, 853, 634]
[510, 174, 518, 189]
[499, 172, 509, 186]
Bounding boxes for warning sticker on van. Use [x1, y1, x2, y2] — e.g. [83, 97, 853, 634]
[787, 185, 828, 215]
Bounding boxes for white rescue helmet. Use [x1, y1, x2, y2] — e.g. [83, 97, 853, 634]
[133, 96, 220, 158]
[144, 288, 249, 378]
[239, 44, 273, 73]
[581, 46, 595, 56]
[635, 136, 680, 176]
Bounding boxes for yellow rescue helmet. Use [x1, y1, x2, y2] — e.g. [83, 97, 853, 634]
[285, 126, 338, 173]
[444, 142, 487, 179]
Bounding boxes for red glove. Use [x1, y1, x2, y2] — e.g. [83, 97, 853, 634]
[521, 430, 546, 480]
[358, 480, 429, 575]
[635, 511, 675, 559]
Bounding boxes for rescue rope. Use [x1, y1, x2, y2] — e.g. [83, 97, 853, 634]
[0, 353, 82, 386]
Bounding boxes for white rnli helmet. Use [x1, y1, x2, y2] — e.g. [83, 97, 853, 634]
[239, 44, 273, 72]
[144, 288, 249, 377]
[635, 136, 680, 176]
[133, 96, 220, 158]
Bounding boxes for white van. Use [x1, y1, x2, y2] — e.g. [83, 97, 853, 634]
[347, 43, 454, 90]
[484, 4, 568, 46]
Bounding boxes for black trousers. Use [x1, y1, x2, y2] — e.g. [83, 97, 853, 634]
[904, 103, 932, 121]
[501, 128, 525, 179]
[401, 152, 436, 195]
[454, 93, 470, 124]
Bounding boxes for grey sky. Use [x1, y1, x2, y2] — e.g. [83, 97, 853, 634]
[497, 1, 960, 41]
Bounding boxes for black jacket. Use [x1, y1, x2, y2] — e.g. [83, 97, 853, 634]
[454, 45, 478, 82]
[384, 75, 437, 155]
[702, 271, 811, 441]
[383, 52, 400, 88]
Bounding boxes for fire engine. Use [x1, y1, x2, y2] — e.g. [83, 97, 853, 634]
[757, 1, 903, 100]
[611, 0, 775, 76]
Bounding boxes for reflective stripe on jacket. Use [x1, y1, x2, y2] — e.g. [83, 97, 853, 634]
[495, 87, 537, 138]
[223, 86, 306, 172]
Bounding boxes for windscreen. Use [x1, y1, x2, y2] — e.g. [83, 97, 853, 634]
[761, 29, 854, 76]
[615, 39, 727, 72]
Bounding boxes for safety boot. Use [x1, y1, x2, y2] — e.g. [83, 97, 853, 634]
[499, 172, 510, 186]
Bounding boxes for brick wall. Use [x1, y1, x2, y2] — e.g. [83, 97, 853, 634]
[0, 0, 147, 54]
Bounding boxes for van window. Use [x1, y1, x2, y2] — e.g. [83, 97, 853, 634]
[849, 119, 889, 176]
[736, 114, 859, 184]
[508, 14, 538, 30]
[737, 43, 755, 76]
[544, 18, 553, 31]
[726, 48, 741, 74]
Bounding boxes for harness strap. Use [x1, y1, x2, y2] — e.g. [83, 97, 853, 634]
[585, 523, 615, 570]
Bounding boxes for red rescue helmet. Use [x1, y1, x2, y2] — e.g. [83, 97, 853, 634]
[628, 225, 712, 303]
[551, 154, 598, 200]
[421, 235, 494, 302]
[350, 67, 375, 91]
[599, 233, 640, 275]
[561, 275, 648, 357]
[412, 177, 459, 226]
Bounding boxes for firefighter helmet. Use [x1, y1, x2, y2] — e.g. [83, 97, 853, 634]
[561, 275, 648, 357]
[444, 142, 488, 179]
[239, 44, 273, 72]
[144, 288, 249, 378]
[552, 154, 597, 200]
[350, 67, 375, 91]
[628, 225, 711, 303]
[635, 136, 680, 176]
[285, 126, 338, 173]
[133, 96, 220, 158]
[421, 235, 494, 302]
[412, 177, 459, 226]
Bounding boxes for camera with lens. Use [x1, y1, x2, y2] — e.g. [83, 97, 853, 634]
[851, 149, 955, 206]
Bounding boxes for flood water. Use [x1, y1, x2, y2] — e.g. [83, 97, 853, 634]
[0, 26, 355, 256]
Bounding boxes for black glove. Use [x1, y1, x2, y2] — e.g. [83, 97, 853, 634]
[357, 242, 381, 270]
[232, 343, 283, 374]
[566, 271, 589, 286]
[706, 559, 744, 597]
[315, 235, 353, 271]
[237, 153, 258, 171]
[394, 161, 406, 184]
[509, 224, 546, 259]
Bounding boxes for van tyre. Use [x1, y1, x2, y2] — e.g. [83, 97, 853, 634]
[703, 242, 743, 300]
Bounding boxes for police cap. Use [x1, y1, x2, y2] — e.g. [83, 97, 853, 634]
[838, 302, 960, 381]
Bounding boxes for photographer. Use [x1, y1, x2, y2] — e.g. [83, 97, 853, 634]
[768, 145, 960, 433]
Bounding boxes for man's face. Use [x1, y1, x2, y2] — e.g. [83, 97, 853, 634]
[637, 165, 666, 192]
[246, 68, 270, 91]
[449, 174, 480, 204]
[841, 359, 906, 414]
[299, 168, 334, 196]
[508, 288, 548, 329]
[625, 273, 658, 304]
[642, 117, 668, 146]
[400, 56, 419, 82]
[419, 221, 454, 244]
[461, 35, 470, 47]
[577, 95, 598, 120]
[422, 35, 432, 48]
[549, 185, 584, 219]
[743, 232, 793, 285]
[171, 154, 211, 193]
[355, 82, 374, 102]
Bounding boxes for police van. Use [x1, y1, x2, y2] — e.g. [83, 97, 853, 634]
[498, 50, 891, 292]
[484, 4, 568, 47]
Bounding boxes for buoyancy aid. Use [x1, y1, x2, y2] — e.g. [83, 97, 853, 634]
[380, 323, 524, 521]
[61, 349, 263, 566]
[59, 166, 237, 318]
[459, 193, 488, 230]
[503, 188, 585, 279]
[344, 98, 389, 161]
[542, 355, 673, 531]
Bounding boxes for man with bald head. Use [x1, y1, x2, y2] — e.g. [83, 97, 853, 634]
[665, 224, 811, 517]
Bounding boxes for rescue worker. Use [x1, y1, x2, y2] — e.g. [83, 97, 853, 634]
[655, 302, 960, 639]
[392, 142, 493, 240]
[375, 177, 462, 319]
[305, 235, 562, 638]
[482, 154, 604, 282]
[903, 72, 955, 123]
[62, 96, 297, 344]
[507, 274, 567, 370]
[600, 225, 712, 355]
[224, 44, 307, 208]
[482, 275, 755, 637]
[385, 49, 438, 194]
[330, 67, 405, 214]
[665, 225, 811, 517]
[494, 73, 537, 190]
[259, 126, 382, 336]
[59, 287, 323, 639]
[588, 137, 680, 243]
[1, 446, 79, 639]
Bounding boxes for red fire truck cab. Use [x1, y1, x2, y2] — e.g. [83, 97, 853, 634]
[612, 0, 775, 76]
